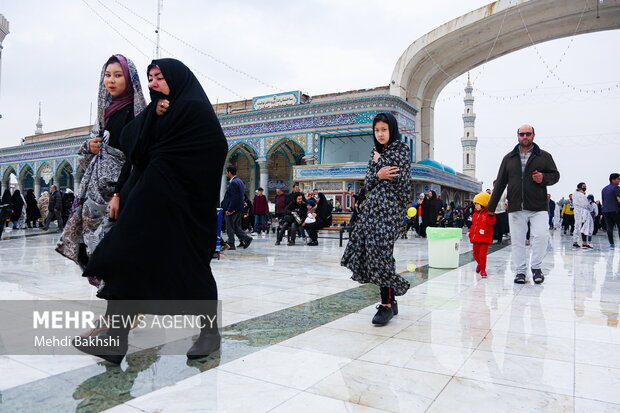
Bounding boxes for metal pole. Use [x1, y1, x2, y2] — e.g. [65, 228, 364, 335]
[156, 0, 162, 58]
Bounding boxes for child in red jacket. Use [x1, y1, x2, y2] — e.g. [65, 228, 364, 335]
[468, 192, 496, 278]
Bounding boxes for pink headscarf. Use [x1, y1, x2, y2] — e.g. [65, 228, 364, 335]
[103, 54, 134, 128]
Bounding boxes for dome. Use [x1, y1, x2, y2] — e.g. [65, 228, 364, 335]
[441, 164, 456, 174]
[416, 159, 457, 175]
[416, 159, 444, 170]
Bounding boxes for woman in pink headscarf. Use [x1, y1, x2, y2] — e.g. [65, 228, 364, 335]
[57, 55, 168, 288]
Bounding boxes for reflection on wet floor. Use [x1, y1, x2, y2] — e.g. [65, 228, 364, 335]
[2, 228, 620, 412]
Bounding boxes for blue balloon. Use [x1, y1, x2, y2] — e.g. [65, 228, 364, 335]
[411, 202, 417, 208]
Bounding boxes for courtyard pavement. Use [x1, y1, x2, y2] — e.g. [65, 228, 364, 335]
[0, 225, 618, 412]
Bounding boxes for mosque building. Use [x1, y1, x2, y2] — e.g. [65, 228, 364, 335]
[0, 84, 480, 207]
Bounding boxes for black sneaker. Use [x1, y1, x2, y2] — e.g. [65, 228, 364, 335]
[573, 242, 581, 248]
[372, 305, 393, 325]
[287, 240, 295, 246]
[514, 273, 526, 284]
[243, 238, 252, 249]
[532, 268, 544, 284]
[275, 240, 281, 246]
[391, 299, 398, 316]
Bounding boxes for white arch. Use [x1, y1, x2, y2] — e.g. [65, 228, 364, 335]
[390, 0, 620, 160]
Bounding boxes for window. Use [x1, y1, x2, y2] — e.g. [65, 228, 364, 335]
[466, 132, 469, 137]
[466, 153, 470, 164]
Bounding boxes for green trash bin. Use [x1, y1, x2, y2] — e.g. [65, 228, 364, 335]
[427, 227, 462, 269]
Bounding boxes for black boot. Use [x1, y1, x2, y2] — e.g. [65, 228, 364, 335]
[187, 327, 221, 360]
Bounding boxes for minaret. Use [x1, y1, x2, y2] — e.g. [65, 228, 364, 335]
[461, 74, 477, 178]
[35, 102, 44, 135]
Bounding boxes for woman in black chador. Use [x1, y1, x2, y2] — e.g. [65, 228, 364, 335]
[341, 113, 411, 326]
[77, 58, 228, 364]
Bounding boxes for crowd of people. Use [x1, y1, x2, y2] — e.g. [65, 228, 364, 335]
[0, 185, 77, 234]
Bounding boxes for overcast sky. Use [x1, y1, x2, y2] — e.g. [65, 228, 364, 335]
[0, 0, 618, 200]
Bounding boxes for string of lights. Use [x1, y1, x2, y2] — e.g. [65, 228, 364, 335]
[82, 0, 246, 98]
[113, 0, 284, 92]
[436, 1, 618, 102]
[80, 0, 150, 60]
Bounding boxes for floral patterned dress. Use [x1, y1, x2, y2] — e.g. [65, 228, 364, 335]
[341, 140, 411, 295]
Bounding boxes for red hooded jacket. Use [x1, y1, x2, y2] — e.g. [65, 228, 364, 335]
[468, 208, 496, 244]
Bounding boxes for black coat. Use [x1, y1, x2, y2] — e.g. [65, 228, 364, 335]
[48, 190, 62, 212]
[488, 143, 560, 213]
[284, 200, 308, 224]
[9, 190, 24, 221]
[25, 190, 41, 221]
[83, 58, 228, 303]
[421, 197, 441, 225]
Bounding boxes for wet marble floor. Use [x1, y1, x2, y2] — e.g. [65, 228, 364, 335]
[0, 226, 619, 412]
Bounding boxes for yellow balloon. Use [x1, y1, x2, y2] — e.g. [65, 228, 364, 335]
[407, 207, 417, 217]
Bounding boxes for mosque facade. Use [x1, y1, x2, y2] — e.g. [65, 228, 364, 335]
[0, 86, 480, 207]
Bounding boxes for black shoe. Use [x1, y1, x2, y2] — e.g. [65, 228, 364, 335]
[532, 268, 544, 284]
[275, 240, 281, 245]
[308, 241, 318, 246]
[573, 242, 581, 248]
[372, 305, 393, 325]
[187, 330, 221, 360]
[287, 240, 295, 246]
[514, 273, 526, 284]
[237, 242, 244, 248]
[243, 238, 252, 249]
[391, 299, 398, 316]
[72, 331, 127, 365]
[227, 246, 237, 250]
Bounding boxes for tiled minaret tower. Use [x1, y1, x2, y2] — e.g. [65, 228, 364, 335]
[0, 15, 9, 97]
[461, 74, 477, 178]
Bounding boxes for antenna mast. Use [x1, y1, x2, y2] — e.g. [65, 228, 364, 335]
[155, 0, 163, 58]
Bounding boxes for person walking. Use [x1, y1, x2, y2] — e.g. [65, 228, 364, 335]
[341, 112, 411, 325]
[37, 191, 50, 228]
[560, 194, 575, 235]
[572, 182, 590, 248]
[42, 185, 64, 231]
[547, 194, 555, 230]
[56, 54, 149, 280]
[602, 173, 620, 248]
[9, 189, 26, 229]
[24, 189, 41, 228]
[1, 188, 11, 229]
[492, 180, 508, 243]
[487, 124, 560, 285]
[79, 58, 228, 363]
[222, 166, 252, 250]
[252, 187, 269, 235]
[420, 190, 441, 237]
[468, 192, 496, 278]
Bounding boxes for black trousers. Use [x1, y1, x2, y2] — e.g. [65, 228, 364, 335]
[605, 212, 620, 245]
[278, 221, 299, 242]
[44, 209, 63, 230]
[562, 215, 574, 234]
[225, 212, 251, 246]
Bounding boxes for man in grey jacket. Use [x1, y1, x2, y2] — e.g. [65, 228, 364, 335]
[488, 125, 560, 285]
[43, 185, 64, 231]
